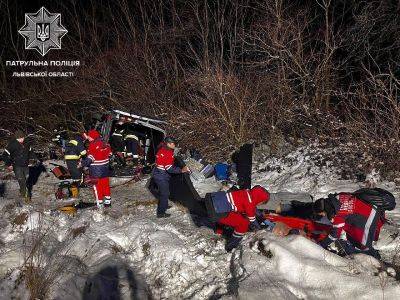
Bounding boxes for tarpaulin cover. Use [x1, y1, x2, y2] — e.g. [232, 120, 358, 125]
[169, 173, 208, 217]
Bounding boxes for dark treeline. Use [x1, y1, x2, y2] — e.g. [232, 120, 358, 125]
[1, 0, 400, 177]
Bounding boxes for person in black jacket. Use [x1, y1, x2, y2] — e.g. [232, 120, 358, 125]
[124, 127, 140, 163]
[3, 130, 37, 203]
[64, 133, 87, 184]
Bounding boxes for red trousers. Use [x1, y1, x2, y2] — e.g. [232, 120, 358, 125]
[218, 212, 250, 236]
[93, 177, 110, 204]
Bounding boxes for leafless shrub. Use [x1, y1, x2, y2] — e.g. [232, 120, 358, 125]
[170, 68, 269, 159]
[0, 0, 399, 178]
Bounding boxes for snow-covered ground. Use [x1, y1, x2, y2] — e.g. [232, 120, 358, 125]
[1, 146, 400, 299]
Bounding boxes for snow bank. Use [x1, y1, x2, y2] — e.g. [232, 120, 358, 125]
[1, 145, 400, 299]
[238, 232, 400, 299]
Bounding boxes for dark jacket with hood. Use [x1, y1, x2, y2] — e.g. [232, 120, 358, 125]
[3, 138, 36, 167]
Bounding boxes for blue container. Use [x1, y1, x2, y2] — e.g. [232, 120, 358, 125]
[215, 163, 230, 181]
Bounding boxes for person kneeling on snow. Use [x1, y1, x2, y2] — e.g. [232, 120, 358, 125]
[81, 130, 112, 208]
[205, 186, 270, 252]
[316, 189, 394, 259]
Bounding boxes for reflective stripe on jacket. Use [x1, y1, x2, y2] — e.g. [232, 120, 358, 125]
[65, 137, 86, 160]
[155, 146, 181, 174]
[83, 138, 112, 178]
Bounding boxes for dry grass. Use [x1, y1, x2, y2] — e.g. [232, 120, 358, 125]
[142, 242, 151, 257]
[20, 213, 87, 299]
[71, 225, 88, 239]
[12, 212, 28, 226]
[126, 199, 158, 209]
[111, 244, 123, 254]
[23, 264, 50, 300]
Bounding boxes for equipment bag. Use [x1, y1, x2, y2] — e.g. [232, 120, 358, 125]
[200, 164, 215, 178]
[51, 166, 71, 180]
[215, 163, 230, 181]
[55, 181, 72, 199]
[210, 191, 232, 214]
[204, 192, 230, 222]
[352, 188, 396, 211]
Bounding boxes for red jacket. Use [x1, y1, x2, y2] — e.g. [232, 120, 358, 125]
[220, 186, 270, 222]
[329, 193, 384, 249]
[155, 146, 181, 174]
[84, 130, 112, 178]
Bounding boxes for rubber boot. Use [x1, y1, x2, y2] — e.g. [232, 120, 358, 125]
[104, 196, 112, 208]
[97, 200, 104, 209]
[157, 212, 171, 218]
[225, 235, 243, 252]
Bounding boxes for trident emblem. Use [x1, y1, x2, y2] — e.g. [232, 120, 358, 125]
[18, 7, 68, 56]
[36, 23, 50, 41]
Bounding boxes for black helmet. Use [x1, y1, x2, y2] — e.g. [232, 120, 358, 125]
[313, 197, 338, 220]
[312, 198, 325, 215]
[164, 136, 177, 144]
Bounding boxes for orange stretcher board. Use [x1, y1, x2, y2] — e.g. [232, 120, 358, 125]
[263, 213, 332, 242]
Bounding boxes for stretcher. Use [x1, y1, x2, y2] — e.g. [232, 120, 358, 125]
[263, 213, 332, 242]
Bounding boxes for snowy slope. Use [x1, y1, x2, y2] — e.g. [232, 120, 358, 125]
[0, 147, 400, 299]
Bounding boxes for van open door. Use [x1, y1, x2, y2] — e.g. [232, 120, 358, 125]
[97, 110, 166, 176]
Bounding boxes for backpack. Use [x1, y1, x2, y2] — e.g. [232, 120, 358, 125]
[352, 188, 396, 211]
[210, 191, 232, 214]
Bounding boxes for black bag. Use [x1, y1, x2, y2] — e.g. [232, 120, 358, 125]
[353, 188, 396, 211]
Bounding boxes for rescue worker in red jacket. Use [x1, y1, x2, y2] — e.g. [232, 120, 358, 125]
[82, 130, 112, 208]
[205, 186, 270, 252]
[152, 137, 189, 218]
[318, 193, 384, 258]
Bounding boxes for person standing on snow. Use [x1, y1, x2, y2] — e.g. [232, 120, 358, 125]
[2, 130, 37, 204]
[82, 130, 112, 208]
[64, 133, 87, 185]
[204, 186, 270, 252]
[152, 137, 189, 218]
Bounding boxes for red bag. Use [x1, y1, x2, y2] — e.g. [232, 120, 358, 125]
[51, 166, 71, 180]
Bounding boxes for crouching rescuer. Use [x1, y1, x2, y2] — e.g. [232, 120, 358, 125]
[152, 137, 189, 218]
[317, 188, 396, 259]
[82, 130, 112, 208]
[205, 186, 270, 252]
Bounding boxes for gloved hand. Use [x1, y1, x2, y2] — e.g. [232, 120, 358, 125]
[249, 220, 261, 232]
